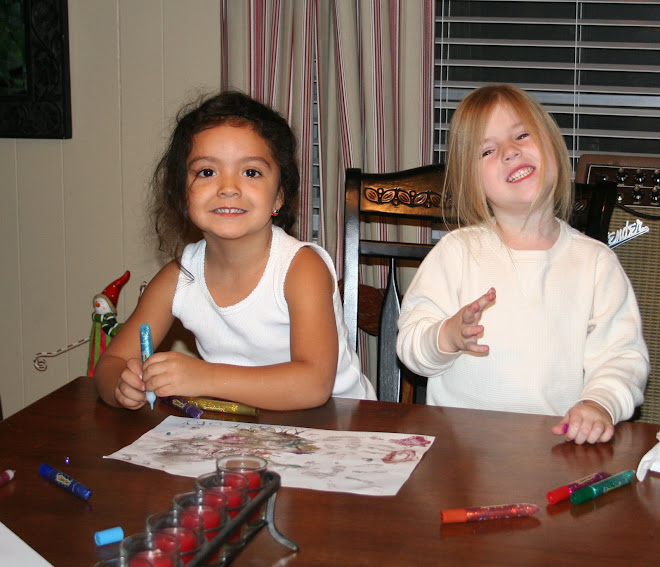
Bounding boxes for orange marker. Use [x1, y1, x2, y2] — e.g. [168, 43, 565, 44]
[441, 503, 540, 524]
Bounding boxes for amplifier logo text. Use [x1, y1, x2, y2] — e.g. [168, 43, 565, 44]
[608, 219, 650, 249]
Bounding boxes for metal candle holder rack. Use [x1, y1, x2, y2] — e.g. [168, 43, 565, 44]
[186, 471, 298, 566]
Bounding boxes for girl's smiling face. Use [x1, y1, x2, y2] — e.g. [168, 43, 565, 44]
[186, 123, 283, 242]
[480, 101, 556, 218]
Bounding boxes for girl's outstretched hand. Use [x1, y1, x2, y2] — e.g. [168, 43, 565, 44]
[552, 401, 615, 444]
[438, 288, 496, 354]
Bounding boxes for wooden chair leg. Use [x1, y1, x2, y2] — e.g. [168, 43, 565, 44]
[401, 379, 414, 404]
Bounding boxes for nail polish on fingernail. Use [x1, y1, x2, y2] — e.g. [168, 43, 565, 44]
[562, 423, 569, 434]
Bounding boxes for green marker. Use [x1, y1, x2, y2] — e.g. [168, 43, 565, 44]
[570, 469, 635, 505]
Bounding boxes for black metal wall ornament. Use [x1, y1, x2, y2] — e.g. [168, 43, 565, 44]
[0, 0, 71, 139]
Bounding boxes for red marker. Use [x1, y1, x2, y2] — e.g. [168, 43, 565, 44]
[546, 471, 611, 504]
[0, 469, 15, 488]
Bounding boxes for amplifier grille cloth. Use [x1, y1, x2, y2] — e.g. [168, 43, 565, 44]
[579, 155, 660, 424]
[609, 206, 660, 424]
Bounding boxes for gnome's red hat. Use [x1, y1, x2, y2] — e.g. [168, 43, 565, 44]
[98, 270, 131, 310]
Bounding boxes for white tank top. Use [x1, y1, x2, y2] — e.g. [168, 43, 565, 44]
[172, 226, 376, 400]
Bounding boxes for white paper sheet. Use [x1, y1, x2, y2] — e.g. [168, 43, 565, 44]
[0, 521, 55, 567]
[105, 416, 434, 496]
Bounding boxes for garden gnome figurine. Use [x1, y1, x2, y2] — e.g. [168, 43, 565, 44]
[87, 270, 130, 376]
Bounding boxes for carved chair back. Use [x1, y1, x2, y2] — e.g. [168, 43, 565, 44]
[343, 165, 447, 403]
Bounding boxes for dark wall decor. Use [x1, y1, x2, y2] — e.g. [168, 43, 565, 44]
[0, 0, 71, 139]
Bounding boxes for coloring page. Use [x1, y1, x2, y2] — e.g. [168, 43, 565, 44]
[105, 416, 434, 496]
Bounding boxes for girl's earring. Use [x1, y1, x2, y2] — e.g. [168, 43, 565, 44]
[272, 209, 279, 217]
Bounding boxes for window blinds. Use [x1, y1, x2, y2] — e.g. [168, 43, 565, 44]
[433, 1, 660, 168]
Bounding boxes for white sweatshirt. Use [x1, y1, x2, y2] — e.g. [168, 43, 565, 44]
[396, 220, 649, 423]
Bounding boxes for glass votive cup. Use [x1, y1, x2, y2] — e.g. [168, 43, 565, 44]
[196, 471, 248, 546]
[146, 510, 204, 566]
[93, 559, 155, 567]
[216, 454, 268, 528]
[119, 531, 181, 567]
[173, 489, 228, 566]
[92, 560, 124, 567]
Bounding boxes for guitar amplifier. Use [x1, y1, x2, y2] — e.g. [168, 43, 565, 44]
[576, 154, 660, 424]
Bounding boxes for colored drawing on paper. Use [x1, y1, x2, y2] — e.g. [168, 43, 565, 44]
[105, 416, 435, 496]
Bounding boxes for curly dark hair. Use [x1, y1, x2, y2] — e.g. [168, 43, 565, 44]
[150, 90, 300, 259]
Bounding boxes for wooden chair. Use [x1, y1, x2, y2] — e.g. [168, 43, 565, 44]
[343, 164, 447, 403]
[571, 180, 618, 243]
[343, 167, 618, 404]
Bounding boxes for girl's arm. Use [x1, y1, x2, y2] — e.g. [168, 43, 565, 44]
[578, 253, 649, 423]
[553, 251, 649, 443]
[142, 247, 338, 410]
[94, 262, 178, 408]
[397, 236, 473, 376]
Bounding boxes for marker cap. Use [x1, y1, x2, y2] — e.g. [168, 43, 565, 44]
[94, 526, 124, 546]
[546, 485, 571, 504]
[440, 508, 468, 524]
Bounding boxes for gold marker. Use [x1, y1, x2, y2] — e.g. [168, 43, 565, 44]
[179, 397, 259, 417]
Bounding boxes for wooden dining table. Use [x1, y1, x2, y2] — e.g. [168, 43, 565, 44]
[0, 376, 658, 567]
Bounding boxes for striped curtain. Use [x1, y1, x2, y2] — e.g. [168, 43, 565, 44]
[220, 0, 435, 378]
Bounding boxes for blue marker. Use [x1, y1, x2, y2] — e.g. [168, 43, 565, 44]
[39, 463, 91, 501]
[140, 323, 156, 410]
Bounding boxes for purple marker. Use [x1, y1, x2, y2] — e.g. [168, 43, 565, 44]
[160, 396, 203, 419]
[546, 471, 611, 504]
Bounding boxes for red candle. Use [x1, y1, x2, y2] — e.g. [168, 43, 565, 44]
[196, 471, 248, 545]
[208, 487, 244, 542]
[158, 527, 198, 553]
[215, 454, 268, 526]
[196, 506, 221, 532]
[152, 533, 180, 554]
[201, 490, 227, 511]
[220, 488, 243, 515]
[241, 470, 262, 493]
[190, 492, 226, 562]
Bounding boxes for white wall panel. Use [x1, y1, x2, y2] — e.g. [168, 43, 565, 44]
[0, 0, 222, 417]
